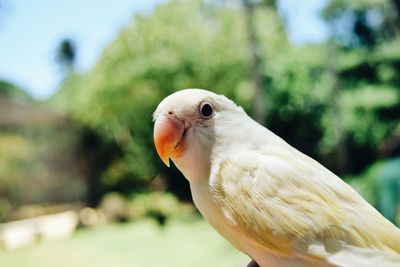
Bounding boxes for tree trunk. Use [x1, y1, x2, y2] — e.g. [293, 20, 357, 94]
[242, 0, 267, 125]
[326, 40, 348, 174]
[392, 0, 400, 23]
[391, 0, 400, 36]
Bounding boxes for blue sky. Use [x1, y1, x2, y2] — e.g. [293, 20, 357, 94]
[0, 0, 329, 99]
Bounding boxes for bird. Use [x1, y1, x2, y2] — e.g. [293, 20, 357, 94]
[153, 88, 400, 267]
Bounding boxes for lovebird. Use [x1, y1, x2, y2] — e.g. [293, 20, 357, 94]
[153, 89, 400, 267]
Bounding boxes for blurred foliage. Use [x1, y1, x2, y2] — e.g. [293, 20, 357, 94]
[346, 161, 383, 205]
[0, 134, 36, 187]
[378, 157, 400, 224]
[0, 79, 87, 221]
[0, 134, 36, 192]
[98, 191, 194, 225]
[99, 192, 130, 223]
[320, 0, 400, 173]
[0, 81, 35, 219]
[0, 134, 36, 220]
[45, 0, 400, 204]
[323, 0, 398, 47]
[128, 192, 191, 222]
[0, 80, 32, 101]
[346, 157, 400, 225]
[0, 124, 88, 221]
[50, 0, 286, 193]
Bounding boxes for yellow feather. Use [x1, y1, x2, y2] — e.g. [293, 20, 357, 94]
[211, 147, 400, 264]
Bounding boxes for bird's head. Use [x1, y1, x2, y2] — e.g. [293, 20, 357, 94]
[153, 88, 243, 183]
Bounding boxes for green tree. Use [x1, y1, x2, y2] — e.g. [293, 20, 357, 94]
[0, 80, 32, 101]
[320, 0, 400, 173]
[51, 0, 286, 196]
[49, 0, 400, 200]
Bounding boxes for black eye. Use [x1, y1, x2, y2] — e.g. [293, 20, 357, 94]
[199, 102, 213, 118]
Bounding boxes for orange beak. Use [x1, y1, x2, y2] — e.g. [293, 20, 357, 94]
[153, 114, 185, 167]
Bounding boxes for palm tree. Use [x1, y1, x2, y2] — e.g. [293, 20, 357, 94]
[56, 39, 76, 75]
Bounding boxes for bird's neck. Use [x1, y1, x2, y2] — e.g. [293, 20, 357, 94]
[172, 139, 212, 184]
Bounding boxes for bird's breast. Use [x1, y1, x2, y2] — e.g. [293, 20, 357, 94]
[190, 182, 248, 250]
[190, 182, 278, 267]
[189, 182, 329, 267]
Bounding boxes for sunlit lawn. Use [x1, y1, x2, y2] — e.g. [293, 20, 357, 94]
[0, 217, 249, 267]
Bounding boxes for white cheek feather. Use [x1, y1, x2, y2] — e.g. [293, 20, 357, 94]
[172, 126, 213, 183]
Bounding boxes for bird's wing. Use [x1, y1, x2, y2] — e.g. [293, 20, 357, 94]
[211, 145, 400, 265]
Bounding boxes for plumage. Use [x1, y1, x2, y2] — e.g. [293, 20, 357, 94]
[153, 88, 400, 267]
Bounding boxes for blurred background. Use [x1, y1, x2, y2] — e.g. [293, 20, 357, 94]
[0, 0, 399, 266]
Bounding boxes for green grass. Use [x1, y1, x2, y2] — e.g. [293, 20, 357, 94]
[0, 217, 249, 267]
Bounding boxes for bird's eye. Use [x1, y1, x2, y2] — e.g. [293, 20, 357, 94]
[199, 102, 213, 119]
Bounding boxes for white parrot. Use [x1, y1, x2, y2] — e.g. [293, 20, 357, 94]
[153, 89, 400, 267]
